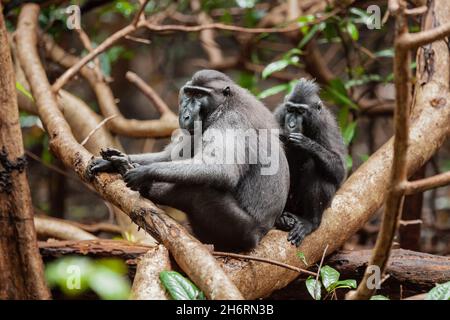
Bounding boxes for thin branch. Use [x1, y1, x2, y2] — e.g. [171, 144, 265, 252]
[404, 171, 450, 195]
[51, 20, 318, 92]
[314, 244, 328, 296]
[125, 71, 174, 116]
[80, 115, 117, 146]
[399, 21, 450, 49]
[74, 27, 102, 80]
[132, 0, 150, 26]
[43, 34, 178, 138]
[405, 5, 428, 16]
[125, 35, 151, 44]
[52, 23, 136, 92]
[213, 252, 317, 277]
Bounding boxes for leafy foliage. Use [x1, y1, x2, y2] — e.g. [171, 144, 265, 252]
[159, 271, 206, 300]
[426, 281, 450, 300]
[305, 265, 357, 300]
[45, 256, 131, 299]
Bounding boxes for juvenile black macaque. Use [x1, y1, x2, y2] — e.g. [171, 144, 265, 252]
[274, 79, 347, 246]
[87, 70, 290, 252]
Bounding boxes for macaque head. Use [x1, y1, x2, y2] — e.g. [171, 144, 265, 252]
[179, 70, 232, 134]
[275, 78, 322, 137]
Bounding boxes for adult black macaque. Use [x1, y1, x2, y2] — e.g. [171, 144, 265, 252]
[274, 79, 347, 246]
[87, 70, 289, 252]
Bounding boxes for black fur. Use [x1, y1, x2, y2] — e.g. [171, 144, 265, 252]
[273, 79, 347, 246]
[87, 70, 290, 252]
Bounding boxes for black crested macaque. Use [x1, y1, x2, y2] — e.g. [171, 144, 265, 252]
[87, 70, 289, 252]
[274, 79, 347, 246]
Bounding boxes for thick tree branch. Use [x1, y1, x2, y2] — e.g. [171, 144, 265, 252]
[12, 43, 157, 245]
[130, 245, 171, 300]
[0, 3, 50, 299]
[38, 240, 450, 291]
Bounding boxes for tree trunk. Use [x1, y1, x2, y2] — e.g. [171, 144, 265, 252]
[400, 166, 425, 250]
[0, 5, 50, 299]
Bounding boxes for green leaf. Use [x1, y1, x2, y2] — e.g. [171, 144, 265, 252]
[320, 266, 340, 291]
[114, 1, 137, 18]
[160, 271, 205, 300]
[257, 84, 290, 99]
[236, 0, 256, 9]
[426, 281, 450, 300]
[297, 15, 315, 34]
[346, 155, 353, 170]
[298, 23, 322, 49]
[262, 55, 300, 79]
[345, 74, 383, 89]
[371, 295, 390, 300]
[88, 266, 131, 300]
[297, 252, 308, 265]
[349, 8, 371, 22]
[322, 79, 358, 109]
[342, 121, 357, 146]
[334, 279, 357, 290]
[262, 60, 289, 79]
[306, 277, 322, 300]
[359, 154, 369, 162]
[346, 22, 359, 41]
[374, 48, 394, 58]
[16, 82, 34, 101]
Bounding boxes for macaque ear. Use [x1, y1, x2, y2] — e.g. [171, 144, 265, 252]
[222, 86, 231, 96]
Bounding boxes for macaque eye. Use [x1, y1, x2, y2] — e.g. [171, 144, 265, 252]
[194, 92, 203, 99]
[287, 106, 296, 113]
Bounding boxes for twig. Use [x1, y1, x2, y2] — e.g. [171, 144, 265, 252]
[132, 0, 150, 26]
[25, 149, 74, 181]
[51, 19, 325, 92]
[399, 219, 422, 226]
[80, 114, 117, 146]
[405, 6, 428, 16]
[399, 21, 450, 49]
[125, 35, 151, 44]
[212, 251, 317, 277]
[74, 27, 102, 80]
[404, 171, 450, 195]
[125, 71, 174, 116]
[43, 34, 178, 138]
[314, 244, 329, 298]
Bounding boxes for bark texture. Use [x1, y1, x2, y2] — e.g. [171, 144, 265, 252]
[0, 5, 50, 299]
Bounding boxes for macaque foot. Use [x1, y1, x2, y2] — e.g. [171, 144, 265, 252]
[275, 211, 297, 231]
[287, 218, 314, 247]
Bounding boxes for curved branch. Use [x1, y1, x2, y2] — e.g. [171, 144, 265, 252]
[130, 245, 171, 300]
[42, 34, 178, 138]
[34, 216, 98, 241]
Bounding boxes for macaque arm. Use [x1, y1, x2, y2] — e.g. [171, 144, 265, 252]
[289, 133, 345, 184]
